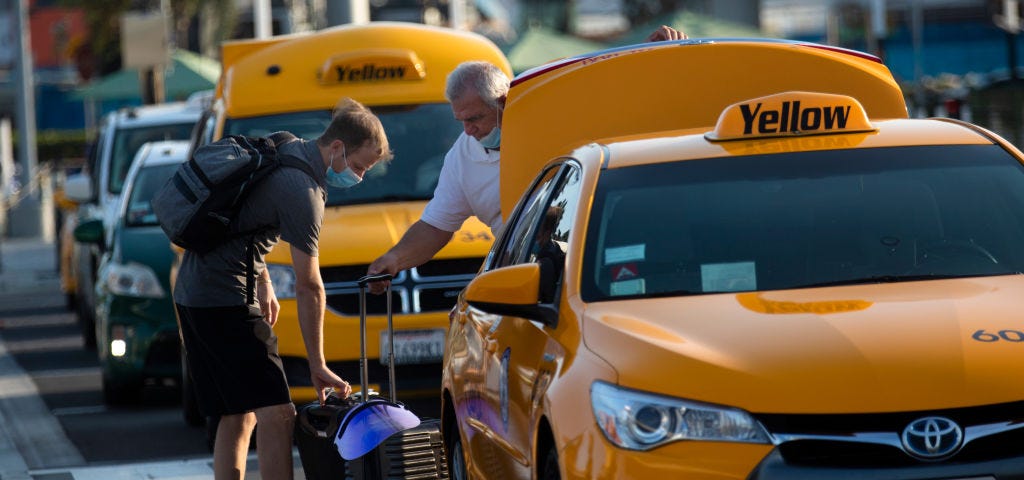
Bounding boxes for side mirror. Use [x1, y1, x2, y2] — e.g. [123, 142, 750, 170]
[73, 218, 104, 244]
[465, 263, 558, 327]
[64, 173, 93, 203]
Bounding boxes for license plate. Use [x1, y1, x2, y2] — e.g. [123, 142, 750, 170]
[380, 328, 446, 365]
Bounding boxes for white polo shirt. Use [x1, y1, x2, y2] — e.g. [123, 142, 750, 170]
[420, 132, 503, 234]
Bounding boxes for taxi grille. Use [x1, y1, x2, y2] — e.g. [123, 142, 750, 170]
[322, 257, 483, 316]
[758, 401, 1024, 467]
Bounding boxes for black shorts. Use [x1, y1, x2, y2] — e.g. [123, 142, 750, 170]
[175, 304, 291, 417]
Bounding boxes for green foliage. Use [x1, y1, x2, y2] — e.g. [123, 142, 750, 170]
[60, 0, 133, 77]
[58, 0, 237, 79]
[12, 130, 89, 164]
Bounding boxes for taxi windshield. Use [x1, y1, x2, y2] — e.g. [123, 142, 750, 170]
[224, 103, 462, 207]
[109, 123, 195, 195]
[125, 163, 180, 227]
[581, 144, 1024, 302]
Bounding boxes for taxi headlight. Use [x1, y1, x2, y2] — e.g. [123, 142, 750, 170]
[105, 262, 164, 298]
[591, 381, 770, 450]
[267, 263, 296, 299]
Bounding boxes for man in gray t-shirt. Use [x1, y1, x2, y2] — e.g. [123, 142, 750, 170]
[173, 98, 392, 480]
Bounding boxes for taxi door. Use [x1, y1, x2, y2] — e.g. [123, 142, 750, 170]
[459, 161, 583, 477]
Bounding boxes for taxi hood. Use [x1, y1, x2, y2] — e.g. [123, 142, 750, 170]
[264, 201, 493, 266]
[582, 276, 1024, 414]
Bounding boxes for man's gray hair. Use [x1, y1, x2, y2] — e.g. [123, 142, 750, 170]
[445, 61, 510, 109]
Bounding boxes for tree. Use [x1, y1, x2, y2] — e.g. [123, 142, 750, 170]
[64, 0, 133, 78]
[62, 0, 235, 79]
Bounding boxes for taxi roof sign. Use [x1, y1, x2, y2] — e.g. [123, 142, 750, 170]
[317, 48, 426, 86]
[706, 91, 875, 141]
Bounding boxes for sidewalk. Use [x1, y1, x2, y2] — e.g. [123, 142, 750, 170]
[0, 236, 60, 299]
[0, 235, 70, 480]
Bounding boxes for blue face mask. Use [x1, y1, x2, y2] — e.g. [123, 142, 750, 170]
[325, 146, 362, 189]
[479, 126, 501, 150]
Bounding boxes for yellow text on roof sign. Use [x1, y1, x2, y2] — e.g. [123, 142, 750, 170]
[707, 91, 875, 141]
[318, 49, 426, 85]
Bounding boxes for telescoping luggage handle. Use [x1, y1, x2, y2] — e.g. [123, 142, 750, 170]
[357, 273, 395, 403]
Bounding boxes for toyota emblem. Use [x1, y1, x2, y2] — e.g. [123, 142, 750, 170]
[901, 416, 964, 460]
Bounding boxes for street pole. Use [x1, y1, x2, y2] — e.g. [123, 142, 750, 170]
[8, 0, 43, 239]
[870, 0, 887, 61]
[996, 0, 1021, 81]
[449, 0, 469, 30]
[254, 0, 272, 38]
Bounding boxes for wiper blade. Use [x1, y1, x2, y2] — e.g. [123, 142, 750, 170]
[327, 194, 429, 207]
[371, 194, 430, 201]
[793, 274, 976, 289]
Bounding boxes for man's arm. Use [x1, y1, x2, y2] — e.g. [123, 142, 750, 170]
[291, 245, 351, 403]
[256, 270, 280, 326]
[647, 25, 687, 42]
[366, 220, 454, 294]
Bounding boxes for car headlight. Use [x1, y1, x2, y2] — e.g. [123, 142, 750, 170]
[104, 261, 164, 298]
[591, 381, 771, 450]
[267, 263, 296, 299]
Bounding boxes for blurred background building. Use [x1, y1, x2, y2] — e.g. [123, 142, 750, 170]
[1, 0, 1023, 236]
[5, 0, 1020, 130]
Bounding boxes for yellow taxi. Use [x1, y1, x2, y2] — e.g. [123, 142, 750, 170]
[441, 39, 1024, 479]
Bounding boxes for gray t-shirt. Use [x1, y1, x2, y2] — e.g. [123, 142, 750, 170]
[173, 136, 326, 307]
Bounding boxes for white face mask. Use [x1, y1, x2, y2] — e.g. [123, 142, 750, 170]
[478, 107, 502, 150]
[478, 126, 501, 150]
[325, 146, 362, 189]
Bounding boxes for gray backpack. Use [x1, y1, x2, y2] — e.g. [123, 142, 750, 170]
[153, 132, 319, 255]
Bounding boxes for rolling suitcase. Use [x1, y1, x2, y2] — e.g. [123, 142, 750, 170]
[295, 390, 359, 480]
[295, 274, 449, 480]
[341, 273, 449, 480]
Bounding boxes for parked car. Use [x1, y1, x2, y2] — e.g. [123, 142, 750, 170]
[75, 140, 189, 404]
[442, 39, 1024, 479]
[63, 98, 205, 349]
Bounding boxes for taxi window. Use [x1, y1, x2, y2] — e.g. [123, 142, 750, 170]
[490, 163, 581, 302]
[224, 103, 462, 206]
[491, 165, 561, 268]
[581, 144, 1024, 302]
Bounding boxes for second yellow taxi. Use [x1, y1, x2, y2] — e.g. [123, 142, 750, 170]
[441, 38, 1024, 479]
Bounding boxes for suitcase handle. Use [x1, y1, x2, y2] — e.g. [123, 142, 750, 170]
[301, 404, 344, 438]
[357, 273, 393, 286]
[356, 273, 397, 403]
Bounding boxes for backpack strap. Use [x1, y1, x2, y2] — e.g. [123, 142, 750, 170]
[243, 134, 320, 305]
[267, 131, 299, 147]
[278, 154, 321, 186]
[245, 238, 257, 305]
[266, 131, 321, 186]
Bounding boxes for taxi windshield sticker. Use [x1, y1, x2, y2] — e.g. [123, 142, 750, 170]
[605, 244, 645, 264]
[706, 91, 875, 141]
[318, 49, 426, 85]
[701, 261, 756, 292]
[611, 278, 645, 296]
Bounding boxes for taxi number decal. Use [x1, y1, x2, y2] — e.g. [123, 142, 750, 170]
[972, 329, 1024, 342]
[741, 101, 851, 135]
[459, 231, 493, 242]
